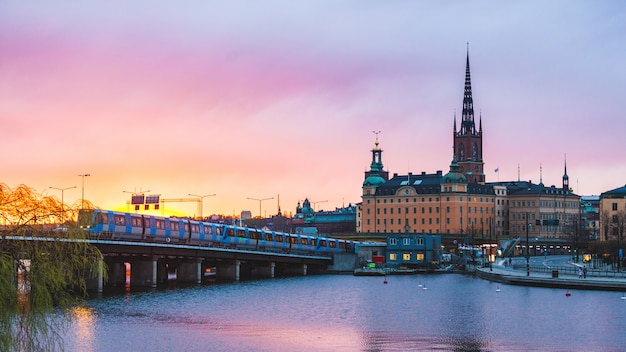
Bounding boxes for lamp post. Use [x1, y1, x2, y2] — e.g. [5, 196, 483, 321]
[526, 213, 530, 276]
[49, 185, 77, 224]
[247, 197, 274, 218]
[78, 174, 90, 209]
[311, 200, 328, 212]
[189, 193, 216, 219]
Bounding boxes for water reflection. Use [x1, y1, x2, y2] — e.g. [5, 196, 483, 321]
[69, 306, 96, 352]
[61, 274, 626, 351]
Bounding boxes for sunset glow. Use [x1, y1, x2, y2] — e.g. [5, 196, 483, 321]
[2, 1, 625, 217]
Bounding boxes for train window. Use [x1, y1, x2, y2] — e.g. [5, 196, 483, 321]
[319, 240, 327, 247]
[171, 222, 179, 231]
[144, 218, 151, 227]
[156, 220, 165, 229]
[264, 233, 273, 241]
[237, 229, 247, 238]
[191, 224, 199, 232]
[329, 241, 337, 248]
[311, 239, 315, 246]
[275, 235, 283, 242]
[290, 237, 298, 244]
[225, 228, 235, 237]
[346, 243, 351, 249]
[131, 217, 142, 227]
[251, 232, 262, 240]
[183, 223, 189, 231]
[115, 215, 126, 226]
[96, 212, 107, 225]
[300, 238, 308, 245]
[339, 242, 346, 249]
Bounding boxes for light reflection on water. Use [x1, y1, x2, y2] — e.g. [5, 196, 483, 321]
[62, 274, 626, 351]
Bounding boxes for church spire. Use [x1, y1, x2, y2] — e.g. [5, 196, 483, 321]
[459, 43, 476, 136]
[453, 44, 485, 184]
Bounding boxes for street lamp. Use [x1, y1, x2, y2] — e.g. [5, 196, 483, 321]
[189, 193, 216, 219]
[49, 185, 76, 224]
[247, 197, 274, 218]
[526, 213, 530, 276]
[78, 174, 90, 209]
[311, 200, 328, 212]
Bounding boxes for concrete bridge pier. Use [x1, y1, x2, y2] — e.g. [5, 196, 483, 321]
[283, 263, 307, 276]
[177, 258, 203, 284]
[105, 260, 126, 287]
[85, 255, 104, 293]
[130, 256, 157, 288]
[252, 261, 275, 278]
[218, 260, 240, 281]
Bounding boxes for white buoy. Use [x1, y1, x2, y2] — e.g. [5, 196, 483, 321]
[621, 293, 626, 301]
[496, 286, 501, 292]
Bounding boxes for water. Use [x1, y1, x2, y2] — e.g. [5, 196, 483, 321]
[62, 274, 626, 351]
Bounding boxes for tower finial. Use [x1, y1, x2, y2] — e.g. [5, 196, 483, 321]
[372, 130, 381, 148]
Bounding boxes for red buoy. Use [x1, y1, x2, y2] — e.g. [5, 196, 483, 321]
[565, 291, 571, 297]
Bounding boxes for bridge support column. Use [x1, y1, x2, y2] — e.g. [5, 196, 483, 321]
[131, 257, 157, 288]
[86, 255, 104, 293]
[177, 259, 203, 284]
[106, 260, 126, 287]
[218, 260, 240, 281]
[252, 262, 275, 278]
[283, 263, 307, 276]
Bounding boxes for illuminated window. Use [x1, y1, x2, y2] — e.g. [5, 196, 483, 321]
[416, 253, 425, 260]
[403, 253, 411, 261]
[389, 253, 397, 260]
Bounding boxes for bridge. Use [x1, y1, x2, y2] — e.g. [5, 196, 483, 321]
[5, 234, 358, 293]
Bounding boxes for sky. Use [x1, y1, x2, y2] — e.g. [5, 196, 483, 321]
[2, 1, 625, 218]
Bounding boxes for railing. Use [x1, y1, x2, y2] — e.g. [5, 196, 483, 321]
[511, 264, 626, 278]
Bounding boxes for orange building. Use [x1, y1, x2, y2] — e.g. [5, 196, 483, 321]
[357, 50, 580, 242]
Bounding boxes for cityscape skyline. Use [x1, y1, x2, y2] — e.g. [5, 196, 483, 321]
[2, 1, 625, 217]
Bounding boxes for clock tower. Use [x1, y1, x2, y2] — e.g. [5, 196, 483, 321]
[453, 47, 485, 184]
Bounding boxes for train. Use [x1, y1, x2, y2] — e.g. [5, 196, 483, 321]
[78, 209, 355, 255]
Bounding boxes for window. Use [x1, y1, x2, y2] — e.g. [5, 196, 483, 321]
[403, 253, 411, 261]
[613, 203, 618, 211]
[416, 238, 424, 245]
[389, 253, 397, 260]
[389, 238, 397, 245]
[403, 238, 411, 245]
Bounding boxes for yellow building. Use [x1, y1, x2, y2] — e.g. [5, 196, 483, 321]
[599, 185, 626, 242]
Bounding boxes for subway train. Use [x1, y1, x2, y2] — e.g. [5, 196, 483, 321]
[78, 209, 354, 255]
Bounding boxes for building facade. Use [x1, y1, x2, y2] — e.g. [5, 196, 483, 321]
[386, 234, 442, 267]
[357, 50, 580, 242]
[599, 185, 626, 242]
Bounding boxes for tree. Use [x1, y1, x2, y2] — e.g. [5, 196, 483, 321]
[0, 183, 104, 352]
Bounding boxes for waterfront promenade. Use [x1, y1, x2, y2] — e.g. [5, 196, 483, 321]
[476, 263, 626, 291]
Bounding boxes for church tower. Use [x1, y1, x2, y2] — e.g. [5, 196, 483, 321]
[453, 47, 485, 184]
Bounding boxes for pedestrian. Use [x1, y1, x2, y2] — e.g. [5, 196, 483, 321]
[578, 267, 583, 278]
[583, 266, 587, 279]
